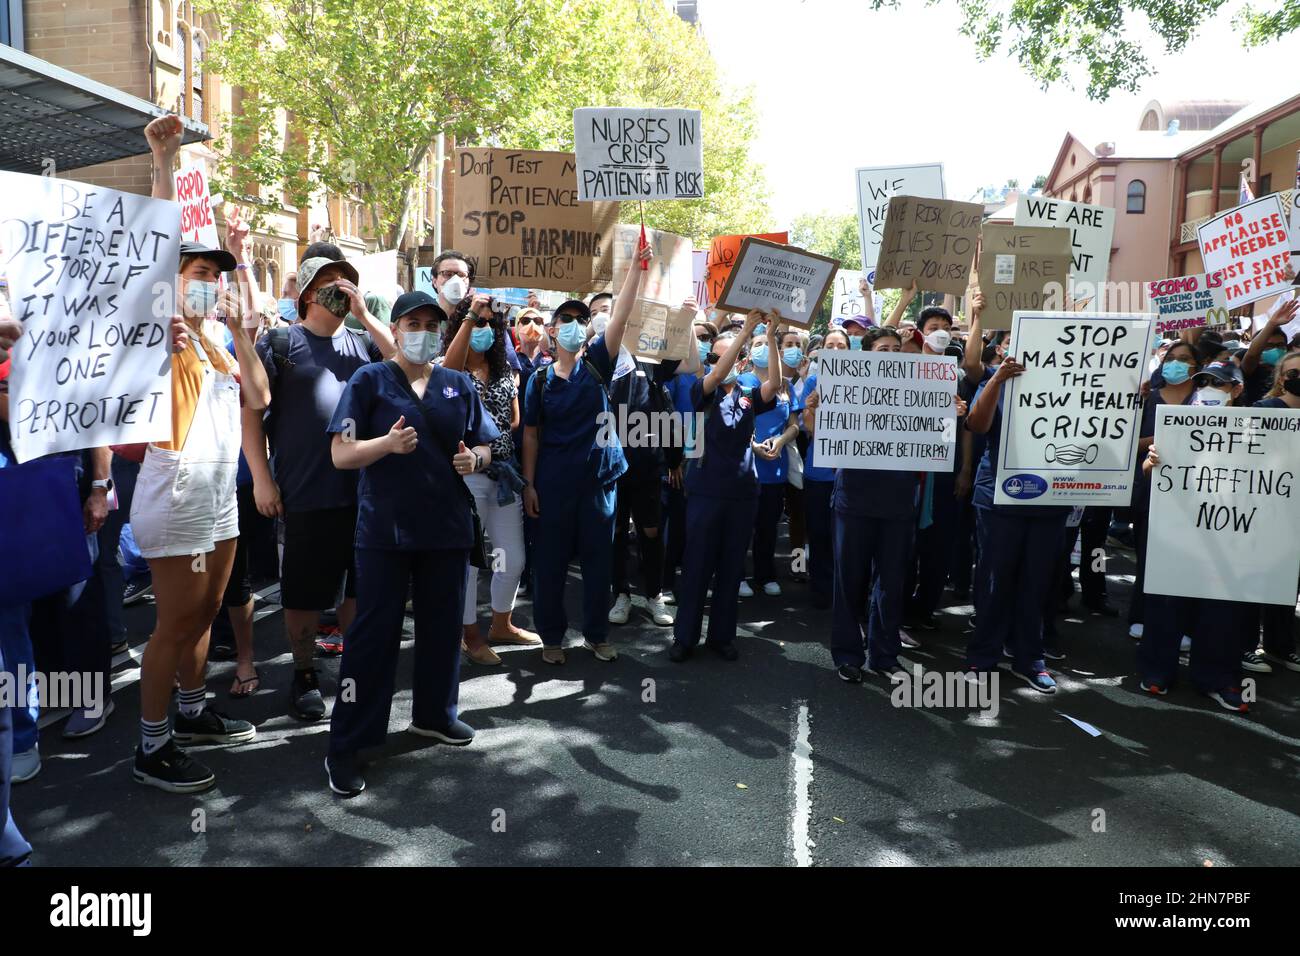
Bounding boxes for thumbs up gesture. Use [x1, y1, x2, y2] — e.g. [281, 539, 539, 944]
[387, 415, 418, 455]
[453, 439, 478, 476]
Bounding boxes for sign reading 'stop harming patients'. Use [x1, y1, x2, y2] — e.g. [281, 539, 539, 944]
[574, 108, 703, 202]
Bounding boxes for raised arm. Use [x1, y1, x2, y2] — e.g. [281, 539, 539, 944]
[860, 276, 876, 325]
[1242, 298, 1298, 376]
[605, 241, 652, 358]
[966, 357, 1023, 435]
[963, 287, 987, 383]
[442, 295, 491, 372]
[885, 280, 918, 328]
[145, 114, 182, 201]
[761, 312, 785, 404]
[703, 310, 761, 395]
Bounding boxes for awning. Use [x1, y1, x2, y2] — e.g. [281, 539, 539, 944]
[0, 44, 208, 175]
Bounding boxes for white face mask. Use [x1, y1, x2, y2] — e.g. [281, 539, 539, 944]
[590, 312, 609, 336]
[924, 329, 951, 352]
[441, 276, 468, 305]
[400, 330, 439, 365]
[1194, 386, 1230, 406]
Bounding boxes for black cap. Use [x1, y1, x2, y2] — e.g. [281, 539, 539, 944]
[180, 241, 237, 273]
[1197, 361, 1244, 385]
[552, 299, 591, 321]
[391, 291, 447, 324]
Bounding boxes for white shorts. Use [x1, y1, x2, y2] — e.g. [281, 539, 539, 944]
[130, 446, 239, 560]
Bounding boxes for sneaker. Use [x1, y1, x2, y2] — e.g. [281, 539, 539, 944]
[837, 664, 864, 683]
[661, 590, 677, 606]
[1241, 651, 1273, 674]
[706, 642, 739, 661]
[122, 579, 153, 606]
[325, 753, 366, 796]
[763, 581, 782, 597]
[12, 747, 40, 783]
[1206, 687, 1248, 713]
[668, 643, 691, 663]
[110, 638, 129, 656]
[315, 625, 344, 656]
[1011, 668, 1057, 694]
[900, 631, 922, 649]
[1179, 635, 1192, 653]
[172, 709, 256, 745]
[871, 663, 907, 681]
[584, 640, 618, 662]
[1129, 623, 1144, 640]
[608, 593, 632, 625]
[1139, 680, 1168, 696]
[1043, 646, 1067, 661]
[1263, 649, 1300, 673]
[648, 594, 675, 626]
[63, 700, 116, 739]
[290, 668, 326, 721]
[541, 646, 566, 665]
[738, 580, 754, 598]
[408, 718, 475, 746]
[133, 740, 215, 793]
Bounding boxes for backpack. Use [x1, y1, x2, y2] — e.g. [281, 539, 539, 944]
[263, 325, 380, 440]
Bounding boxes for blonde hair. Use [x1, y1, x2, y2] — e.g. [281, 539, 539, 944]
[1267, 350, 1300, 398]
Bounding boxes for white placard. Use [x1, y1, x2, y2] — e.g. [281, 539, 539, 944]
[692, 249, 709, 308]
[0, 171, 178, 463]
[1145, 273, 1230, 334]
[610, 223, 693, 305]
[714, 238, 838, 329]
[831, 270, 864, 322]
[173, 161, 219, 249]
[813, 351, 959, 472]
[351, 249, 398, 298]
[1197, 195, 1293, 311]
[992, 312, 1152, 507]
[573, 107, 703, 202]
[1146, 405, 1300, 605]
[1014, 197, 1114, 310]
[854, 163, 944, 273]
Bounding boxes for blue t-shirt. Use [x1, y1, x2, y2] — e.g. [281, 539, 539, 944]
[971, 384, 1068, 516]
[739, 372, 792, 484]
[523, 336, 627, 489]
[257, 324, 383, 512]
[832, 466, 918, 519]
[1251, 396, 1289, 409]
[328, 363, 499, 551]
[685, 378, 776, 500]
[797, 374, 836, 484]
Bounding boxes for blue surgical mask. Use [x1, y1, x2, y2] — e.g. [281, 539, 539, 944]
[751, 346, 769, 368]
[277, 298, 297, 323]
[557, 320, 587, 353]
[1262, 348, 1286, 366]
[721, 369, 738, 387]
[698, 342, 711, 364]
[754, 323, 767, 338]
[185, 279, 219, 316]
[1161, 360, 1191, 385]
[470, 326, 496, 353]
[783, 347, 803, 367]
[848, 335, 864, 351]
[400, 330, 438, 365]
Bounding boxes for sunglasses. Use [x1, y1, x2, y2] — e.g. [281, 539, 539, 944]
[471, 315, 490, 328]
[517, 313, 542, 325]
[1284, 368, 1300, 381]
[557, 313, 589, 325]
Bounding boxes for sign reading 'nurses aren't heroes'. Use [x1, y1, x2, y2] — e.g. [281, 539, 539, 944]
[573, 107, 703, 202]
[0, 171, 178, 463]
[814, 351, 959, 472]
[713, 238, 839, 328]
[993, 312, 1152, 507]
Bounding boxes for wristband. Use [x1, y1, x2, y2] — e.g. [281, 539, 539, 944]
[473, 451, 483, 473]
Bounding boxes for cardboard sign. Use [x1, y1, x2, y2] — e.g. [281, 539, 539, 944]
[993, 312, 1153, 507]
[1145, 405, 1300, 605]
[713, 238, 839, 328]
[351, 249, 398, 298]
[573, 107, 703, 202]
[1014, 197, 1115, 309]
[453, 148, 619, 292]
[692, 249, 709, 308]
[1145, 273, 1230, 335]
[976, 224, 1073, 330]
[173, 161, 219, 248]
[855, 163, 945, 272]
[874, 196, 983, 295]
[0, 171, 178, 463]
[1197, 195, 1293, 310]
[830, 270, 883, 324]
[705, 231, 788, 307]
[623, 300, 694, 362]
[607, 223, 693, 306]
[814, 351, 959, 471]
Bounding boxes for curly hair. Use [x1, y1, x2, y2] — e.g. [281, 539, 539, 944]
[445, 307, 509, 382]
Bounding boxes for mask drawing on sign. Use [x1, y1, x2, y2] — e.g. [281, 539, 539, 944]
[1044, 443, 1100, 466]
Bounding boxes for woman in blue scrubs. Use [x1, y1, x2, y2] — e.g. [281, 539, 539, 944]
[324, 291, 500, 795]
[799, 328, 850, 609]
[1253, 351, 1300, 672]
[670, 309, 782, 662]
[521, 246, 646, 665]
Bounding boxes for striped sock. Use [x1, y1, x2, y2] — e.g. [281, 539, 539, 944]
[140, 717, 170, 754]
[177, 686, 206, 719]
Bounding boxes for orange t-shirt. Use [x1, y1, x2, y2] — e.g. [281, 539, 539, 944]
[156, 325, 237, 452]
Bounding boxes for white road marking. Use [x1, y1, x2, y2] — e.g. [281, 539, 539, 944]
[790, 700, 814, 867]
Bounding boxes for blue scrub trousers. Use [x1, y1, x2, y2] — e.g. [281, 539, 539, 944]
[830, 511, 913, 670]
[968, 507, 1067, 672]
[803, 479, 834, 608]
[98, 454, 139, 645]
[1260, 587, 1298, 658]
[329, 547, 468, 757]
[0, 630, 33, 866]
[0, 606, 36, 755]
[673, 494, 759, 649]
[750, 482, 786, 586]
[531, 480, 617, 648]
[1138, 595, 1244, 692]
[662, 482, 688, 596]
[911, 470, 960, 615]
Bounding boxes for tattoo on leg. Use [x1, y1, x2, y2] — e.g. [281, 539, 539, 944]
[289, 624, 317, 669]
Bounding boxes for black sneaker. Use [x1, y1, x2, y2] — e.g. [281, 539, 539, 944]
[910, 612, 938, 631]
[706, 642, 739, 661]
[325, 753, 366, 796]
[172, 709, 256, 745]
[110, 638, 129, 656]
[122, 579, 153, 606]
[408, 718, 475, 746]
[837, 664, 864, 683]
[133, 740, 216, 793]
[290, 668, 327, 721]
[668, 643, 691, 663]
[871, 664, 907, 680]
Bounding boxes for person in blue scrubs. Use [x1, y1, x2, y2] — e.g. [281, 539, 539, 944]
[662, 321, 714, 601]
[521, 245, 646, 664]
[799, 329, 850, 609]
[670, 309, 782, 662]
[1252, 351, 1300, 672]
[830, 327, 923, 683]
[324, 291, 500, 796]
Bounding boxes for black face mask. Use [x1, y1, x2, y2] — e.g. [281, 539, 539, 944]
[1284, 377, 1300, 397]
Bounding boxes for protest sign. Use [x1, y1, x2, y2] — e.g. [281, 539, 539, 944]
[855, 163, 944, 273]
[1145, 405, 1300, 605]
[976, 224, 1072, 330]
[173, 161, 218, 249]
[623, 300, 694, 362]
[993, 312, 1153, 507]
[606, 223, 693, 305]
[1145, 273, 1230, 334]
[705, 231, 788, 306]
[1014, 197, 1115, 308]
[829, 270, 882, 324]
[351, 249, 398, 298]
[692, 249, 709, 308]
[573, 107, 703, 202]
[1196, 195, 1293, 310]
[0, 171, 178, 463]
[714, 237, 839, 328]
[414, 266, 434, 296]
[453, 148, 619, 292]
[874, 196, 983, 296]
[814, 351, 959, 471]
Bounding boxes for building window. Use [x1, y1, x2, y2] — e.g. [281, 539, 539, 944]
[1127, 180, 1146, 214]
[176, 23, 189, 115]
[191, 31, 206, 124]
[1259, 173, 1272, 196]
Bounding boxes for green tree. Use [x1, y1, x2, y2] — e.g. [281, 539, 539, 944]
[789, 211, 862, 271]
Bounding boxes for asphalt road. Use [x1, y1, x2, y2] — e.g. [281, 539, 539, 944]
[14, 543, 1300, 867]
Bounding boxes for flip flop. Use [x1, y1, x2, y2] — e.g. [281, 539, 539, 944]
[229, 668, 261, 698]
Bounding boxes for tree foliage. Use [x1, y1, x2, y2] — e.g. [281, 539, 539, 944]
[789, 210, 862, 271]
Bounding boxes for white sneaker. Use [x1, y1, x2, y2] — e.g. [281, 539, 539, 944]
[763, 581, 782, 597]
[12, 746, 40, 783]
[608, 593, 631, 625]
[661, 590, 677, 606]
[648, 594, 675, 626]
[738, 580, 754, 598]
[1179, 635, 1192, 653]
[1129, 623, 1144, 640]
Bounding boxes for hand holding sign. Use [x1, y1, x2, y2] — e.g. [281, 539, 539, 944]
[170, 315, 190, 354]
[0, 316, 21, 362]
[991, 356, 1025, 384]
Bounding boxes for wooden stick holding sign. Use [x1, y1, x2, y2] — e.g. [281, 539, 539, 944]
[713, 237, 839, 329]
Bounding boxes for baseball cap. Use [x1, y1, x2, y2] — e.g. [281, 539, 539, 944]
[1197, 361, 1244, 385]
[391, 291, 447, 324]
[552, 299, 591, 321]
[842, 314, 872, 332]
[180, 240, 236, 273]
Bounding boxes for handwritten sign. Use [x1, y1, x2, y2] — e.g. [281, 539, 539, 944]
[453, 148, 618, 292]
[607, 223, 693, 306]
[1145, 273, 1230, 334]
[874, 196, 983, 296]
[993, 312, 1153, 507]
[1197, 195, 1293, 311]
[173, 161, 218, 248]
[692, 249, 709, 308]
[351, 249, 398, 298]
[830, 270, 882, 324]
[1014, 197, 1114, 309]
[573, 107, 703, 202]
[1146, 405, 1300, 604]
[713, 238, 839, 329]
[976, 224, 1073, 330]
[854, 163, 944, 272]
[0, 171, 178, 463]
[705, 231, 788, 306]
[814, 351, 958, 471]
[624, 300, 694, 362]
